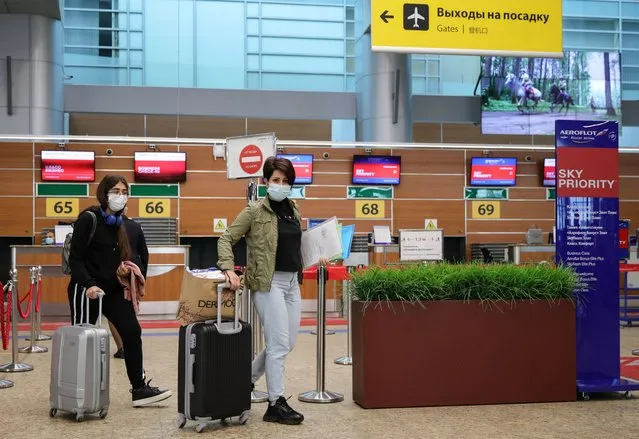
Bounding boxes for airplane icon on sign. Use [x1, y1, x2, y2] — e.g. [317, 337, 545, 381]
[403, 4, 429, 31]
[407, 7, 425, 28]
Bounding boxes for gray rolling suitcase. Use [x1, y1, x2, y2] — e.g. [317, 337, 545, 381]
[49, 286, 110, 422]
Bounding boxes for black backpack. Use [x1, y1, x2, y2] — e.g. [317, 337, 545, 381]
[61, 211, 97, 275]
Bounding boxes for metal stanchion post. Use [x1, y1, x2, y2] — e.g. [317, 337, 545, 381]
[299, 265, 344, 403]
[20, 267, 47, 354]
[311, 270, 335, 335]
[27, 266, 51, 342]
[245, 180, 268, 404]
[0, 263, 34, 373]
[335, 268, 353, 365]
[0, 281, 14, 388]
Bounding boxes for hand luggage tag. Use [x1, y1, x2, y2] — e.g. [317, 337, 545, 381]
[73, 284, 105, 327]
[215, 283, 242, 335]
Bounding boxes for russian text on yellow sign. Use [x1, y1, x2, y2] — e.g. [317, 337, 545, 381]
[45, 198, 79, 218]
[355, 200, 385, 219]
[471, 201, 501, 219]
[138, 199, 171, 218]
[371, 0, 562, 57]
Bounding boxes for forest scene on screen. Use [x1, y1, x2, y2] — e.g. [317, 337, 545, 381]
[480, 51, 621, 136]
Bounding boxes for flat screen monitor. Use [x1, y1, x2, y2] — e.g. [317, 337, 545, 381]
[134, 151, 187, 183]
[479, 50, 622, 136]
[276, 154, 314, 185]
[470, 157, 517, 186]
[40, 150, 96, 182]
[352, 155, 401, 185]
[543, 158, 556, 187]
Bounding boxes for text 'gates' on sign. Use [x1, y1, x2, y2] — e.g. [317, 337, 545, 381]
[371, 0, 563, 57]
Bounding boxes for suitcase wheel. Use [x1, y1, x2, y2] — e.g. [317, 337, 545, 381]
[195, 423, 206, 433]
[99, 409, 108, 419]
[49, 408, 57, 418]
[176, 414, 186, 429]
[75, 414, 85, 422]
[239, 411, 249, 425]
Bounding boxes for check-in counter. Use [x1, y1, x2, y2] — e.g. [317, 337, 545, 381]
[10, 245, 189, 318]
[368, 244, 400, 267]
[506, 244, 555, 265]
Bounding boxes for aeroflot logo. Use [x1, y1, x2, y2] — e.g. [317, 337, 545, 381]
[559, 130, 601, 137]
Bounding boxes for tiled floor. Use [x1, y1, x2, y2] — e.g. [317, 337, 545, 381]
[1, 324, 639, 438]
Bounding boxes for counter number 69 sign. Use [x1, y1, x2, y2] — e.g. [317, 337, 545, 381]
[471, 201, 501, 219]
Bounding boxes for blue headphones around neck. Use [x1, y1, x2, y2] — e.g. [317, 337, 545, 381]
[99, 207, 123, 227]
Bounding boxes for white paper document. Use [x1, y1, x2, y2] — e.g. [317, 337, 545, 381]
[301, 217, 343, 268]
[373, 225, 392, 244]
[54, 225, 73, 245]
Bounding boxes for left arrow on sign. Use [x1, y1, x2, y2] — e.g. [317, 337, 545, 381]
[380, 10, 394, 23]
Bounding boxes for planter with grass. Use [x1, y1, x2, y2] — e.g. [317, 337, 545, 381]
[350, 263, 578, 408]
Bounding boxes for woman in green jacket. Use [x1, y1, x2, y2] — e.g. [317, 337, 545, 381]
[217, 156, 326, 425]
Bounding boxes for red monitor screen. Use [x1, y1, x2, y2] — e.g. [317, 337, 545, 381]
[352, 155, 401, 185]
[41, 150, 95, 182]
[470, 157, 517, 186]
[543, 158, 556, 186]
[134, 152, 187, 183]
[276, 154, 314, 184]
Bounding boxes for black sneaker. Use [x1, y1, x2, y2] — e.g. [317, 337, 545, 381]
[263, 396, 304, 425]
[114, 348, 124, 359]
[131, 379, 172, 407]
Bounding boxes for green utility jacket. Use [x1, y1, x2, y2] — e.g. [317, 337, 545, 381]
[217, 196, 303, 292]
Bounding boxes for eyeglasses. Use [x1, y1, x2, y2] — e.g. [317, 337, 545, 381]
[108, 189, 129, 196]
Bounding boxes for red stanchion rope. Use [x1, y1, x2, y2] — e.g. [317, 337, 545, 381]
[0, 281, 12, 350]
[17, 282, 33, 320]
[35, 279, 42, 314]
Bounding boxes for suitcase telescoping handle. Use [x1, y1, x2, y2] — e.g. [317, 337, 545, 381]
[214, 282, 242, 335]
[72, 284, 105, 327]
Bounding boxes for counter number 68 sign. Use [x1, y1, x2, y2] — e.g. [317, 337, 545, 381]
[355, 200, 385, 219]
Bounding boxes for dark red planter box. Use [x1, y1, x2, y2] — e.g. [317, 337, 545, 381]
[352, 300, 576, 408]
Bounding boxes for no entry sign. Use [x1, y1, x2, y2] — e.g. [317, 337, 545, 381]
[226, 133, 276, 179]
[239, 144, 263, 174]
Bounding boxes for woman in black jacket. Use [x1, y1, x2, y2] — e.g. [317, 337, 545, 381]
[68, 174, 171, 407]
[110, 207, 149, 359]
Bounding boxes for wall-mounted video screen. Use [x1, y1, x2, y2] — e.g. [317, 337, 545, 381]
[134, 151, 187, 183]
[276, 154, 314, 185]
[479, 51, 622, 136]
[470, 157, 517, 187]
[543, 158, 556, 187]
[352, 155, 401, 185]
[41, 150, 96, 182]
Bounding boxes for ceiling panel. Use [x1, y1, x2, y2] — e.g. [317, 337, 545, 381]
[0, 0, 61, 20]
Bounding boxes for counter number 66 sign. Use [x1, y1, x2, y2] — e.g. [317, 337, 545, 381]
[138, 198, 171, 218]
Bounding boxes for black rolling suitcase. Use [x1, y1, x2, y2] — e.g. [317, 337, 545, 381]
[177, 282, 252, 433]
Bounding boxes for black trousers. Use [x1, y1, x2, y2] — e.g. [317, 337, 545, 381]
[67, 282, 145, 389]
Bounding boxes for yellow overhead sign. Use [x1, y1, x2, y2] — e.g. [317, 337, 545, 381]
[371, 0, 563, 57]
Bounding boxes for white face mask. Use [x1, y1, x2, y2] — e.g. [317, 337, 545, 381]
[44, 237, 54, 245]
[267, 183, 292, 202]
[108, 193, 128, 212]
